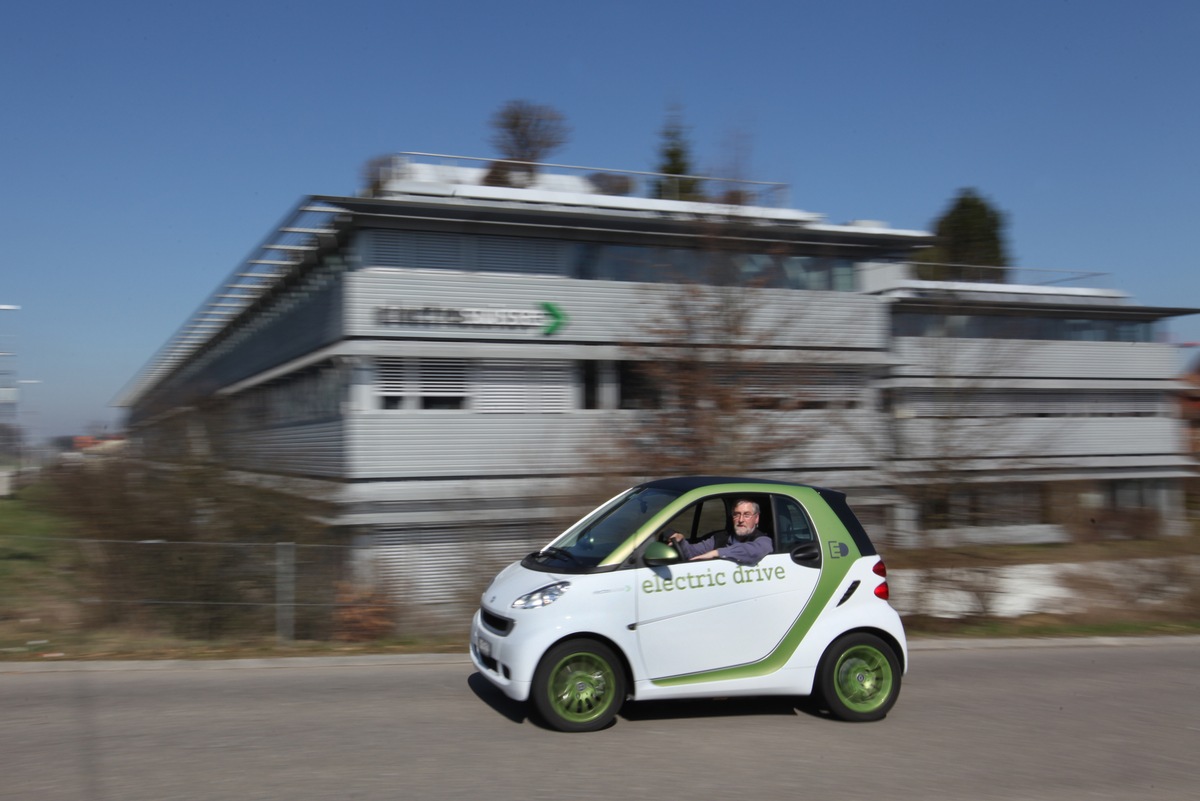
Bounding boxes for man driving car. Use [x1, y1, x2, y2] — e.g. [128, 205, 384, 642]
[666, 499, 772, 566]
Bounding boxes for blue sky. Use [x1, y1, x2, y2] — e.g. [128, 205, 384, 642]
[3, 0, 1198, 438]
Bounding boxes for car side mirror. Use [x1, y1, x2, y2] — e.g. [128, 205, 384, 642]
[643, 541, 682, 566]
[790, 541, 822, 568]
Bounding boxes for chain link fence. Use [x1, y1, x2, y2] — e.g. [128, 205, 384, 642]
[1, 533, 483, 654]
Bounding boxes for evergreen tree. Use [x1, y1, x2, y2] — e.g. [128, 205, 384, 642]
[916, 188, 1010, 282]
[652, 106, 703, 201]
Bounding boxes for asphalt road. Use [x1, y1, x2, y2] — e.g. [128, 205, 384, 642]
[2, 637, 1197, 801]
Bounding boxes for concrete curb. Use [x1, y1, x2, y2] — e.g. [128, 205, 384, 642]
[906, 634, 1200, 652]
[2, 635, 1196, 673]
[0, 652, 471, 673]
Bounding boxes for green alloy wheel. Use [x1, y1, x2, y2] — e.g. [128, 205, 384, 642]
[818, 633, 901, 722]
[532, 639, 626, 732]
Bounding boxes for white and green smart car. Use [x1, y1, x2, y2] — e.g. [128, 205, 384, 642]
[469, 476, 907, 732]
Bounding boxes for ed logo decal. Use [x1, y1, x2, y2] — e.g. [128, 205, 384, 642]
[828, 541, 850, 559]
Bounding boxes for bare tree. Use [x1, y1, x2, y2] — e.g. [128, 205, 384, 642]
[584, 226, 825, 485]
[485, 100, 570, 187]
[588, 172, 634, 196]
[712, 128, 755, 205]
[861, 329, 1039, 527]
[835, 304, 1066, 624]
[605, 120, 833, 480]
[360, 154, 395, 197]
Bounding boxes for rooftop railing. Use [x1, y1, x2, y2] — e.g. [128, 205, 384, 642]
[366, 151, 793, 209]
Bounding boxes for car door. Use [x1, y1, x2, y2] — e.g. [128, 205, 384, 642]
[634, 492, 823, 680]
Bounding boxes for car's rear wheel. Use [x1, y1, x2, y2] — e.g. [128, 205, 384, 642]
[532, 638, 625, 732]
[818, 632, 901, 722]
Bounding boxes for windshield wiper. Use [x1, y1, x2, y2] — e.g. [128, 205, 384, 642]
[538, 546, 582, 566]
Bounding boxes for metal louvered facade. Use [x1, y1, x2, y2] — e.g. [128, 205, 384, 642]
[373, 357, 573, 414]
[118, 154, 1197, 611]
[364, 522, 559, 606]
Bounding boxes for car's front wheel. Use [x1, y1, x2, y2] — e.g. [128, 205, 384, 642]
[817, 632, 901, 722]
[532, 638, 626, 732]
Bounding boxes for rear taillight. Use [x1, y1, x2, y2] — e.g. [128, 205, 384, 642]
[873, 559, 890, 599]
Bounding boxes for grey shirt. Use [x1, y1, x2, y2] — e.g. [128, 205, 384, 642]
[677, 529, 773, 565]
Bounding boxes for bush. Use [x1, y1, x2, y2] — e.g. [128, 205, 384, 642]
[41, 457, 339, 640]
[331, 582, 397, 642]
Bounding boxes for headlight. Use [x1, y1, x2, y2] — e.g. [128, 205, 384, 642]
[512, 581, 570, 610]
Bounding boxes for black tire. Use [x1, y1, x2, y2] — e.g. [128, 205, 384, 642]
[817, 632, 901, 722]
[531, 639, 626, 732]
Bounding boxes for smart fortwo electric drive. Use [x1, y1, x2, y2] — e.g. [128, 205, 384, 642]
[469, 477, 907, 731]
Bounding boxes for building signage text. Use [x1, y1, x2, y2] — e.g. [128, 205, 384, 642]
[375, 302, 567, 335]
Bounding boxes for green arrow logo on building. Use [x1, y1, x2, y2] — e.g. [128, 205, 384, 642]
[541, 302, 568, 336]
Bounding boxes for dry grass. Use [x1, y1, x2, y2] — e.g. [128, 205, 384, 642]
[885, 529, 1200, 571]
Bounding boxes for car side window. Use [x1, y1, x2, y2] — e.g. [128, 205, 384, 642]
[774, 496, 815, 550]
[694, 498, 728, 540]
[662, 498, 728, 542]
[661, 505, 696, 540]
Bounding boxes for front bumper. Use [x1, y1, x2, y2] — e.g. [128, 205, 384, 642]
[469, 607, 534, 702]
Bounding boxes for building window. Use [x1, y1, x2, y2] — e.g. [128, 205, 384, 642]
[612, 362, 867, 412]
[228, 361, 345, 429]
[365, 230, 566, 276]
[376, 358, 572, 413]
[377, 358, 467, 410]
[1107, 479, 1162, 510]
[900, 389, 1168, 419]
[581, 361, 600, 410]
[617, 361, 662, 410]
[919, 484, 1047, 530]
[893, 311, 1159, 343]
[364, 228, 877, 292]
[473, 360, 572, 413]
[778, 256, 857, 291]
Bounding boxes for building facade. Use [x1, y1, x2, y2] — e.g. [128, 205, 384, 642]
[118, 154, 1197, 601]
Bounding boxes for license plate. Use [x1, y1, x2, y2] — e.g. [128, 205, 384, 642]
[476, 635, 492, 658]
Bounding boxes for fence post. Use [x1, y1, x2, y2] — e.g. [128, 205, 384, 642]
[276, 542, 295, 641]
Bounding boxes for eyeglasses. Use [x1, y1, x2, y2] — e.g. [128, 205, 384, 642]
[732, 511, 757, 519]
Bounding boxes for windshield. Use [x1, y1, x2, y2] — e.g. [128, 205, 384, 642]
[524, 487, 681, 571]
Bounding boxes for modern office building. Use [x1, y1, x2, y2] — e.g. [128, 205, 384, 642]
[860, 263, 1196, 544]
[117, 154, 1196, 602]
[0, 305, 20, 495]
[1182, 356, 1200, 461]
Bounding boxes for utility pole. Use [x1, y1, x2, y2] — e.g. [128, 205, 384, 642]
[17, 379, 42, 468]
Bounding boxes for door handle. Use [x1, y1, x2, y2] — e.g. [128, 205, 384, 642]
[790, 542, 822, 568]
